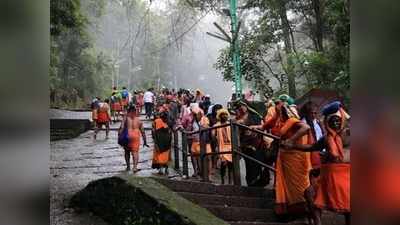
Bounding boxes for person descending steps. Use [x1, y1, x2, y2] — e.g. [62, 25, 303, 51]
[94, 99, 111, 140]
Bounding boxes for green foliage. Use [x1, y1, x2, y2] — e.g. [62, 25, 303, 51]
[50, 0, 87, 36]
[50, 0, 112, 108]
[213, 0, 349, 100]
[214, 32, 275, 98]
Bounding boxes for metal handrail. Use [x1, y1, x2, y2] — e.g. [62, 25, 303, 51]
[200, 150, 276, 172]
[179, 122, 230, 135]
[175, 120, 281, 184]
[179, 121, 280, 141]
[232, 149, 276, 172]
[232, 122, 280, 140]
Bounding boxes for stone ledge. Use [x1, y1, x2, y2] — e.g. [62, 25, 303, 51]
[70, 175, 228, 225]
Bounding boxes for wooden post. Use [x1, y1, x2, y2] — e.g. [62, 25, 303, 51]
[200, 130, 209, 182]
[231, 123, 241, 186]
[173, 130, 179, 170]
[181, 132, 189, 178]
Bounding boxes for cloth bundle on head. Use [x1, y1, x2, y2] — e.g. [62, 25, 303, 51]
[191, 105, 204, 116]
[266, 100, 275, 108]
[207, 104, 215, 115]
[278, 94, 290, 103]
[190, 103, 199, 110]
[236, 100, 263, 119]
[321, 101, 350, 162]
[282, 102, 300, 119]
[278, 94, 295, 106]
[322, 101, 350, 120]
[216, 108, 230, 121]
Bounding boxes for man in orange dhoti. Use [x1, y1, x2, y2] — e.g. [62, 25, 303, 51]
[119, 105, 148, 172]
[213, 108, 233, 184]
[283, 101, 351, 225]
[152, 112, 172, 175]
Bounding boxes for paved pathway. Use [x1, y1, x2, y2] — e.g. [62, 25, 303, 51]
[50, 111, 250, 225]
[50, 115, 171, 225]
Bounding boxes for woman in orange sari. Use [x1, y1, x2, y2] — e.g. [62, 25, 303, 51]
[152, 112, 172, 175]
[283, 101, 350, 225]
[274, 103, 312, 217]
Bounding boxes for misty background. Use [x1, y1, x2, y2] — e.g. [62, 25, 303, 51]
[88, 0, 234, 105]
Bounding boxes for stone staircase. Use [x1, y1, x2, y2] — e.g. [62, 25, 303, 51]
[155, 178, 306, 225]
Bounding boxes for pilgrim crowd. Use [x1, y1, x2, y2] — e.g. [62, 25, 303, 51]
[90, 87, 350, 225]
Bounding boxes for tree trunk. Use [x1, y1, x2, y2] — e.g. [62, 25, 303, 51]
[312, 0, 324, 52]
[277, 0, 296, 98]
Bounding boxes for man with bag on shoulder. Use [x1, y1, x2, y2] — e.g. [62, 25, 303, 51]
[119, 105, 149, 172]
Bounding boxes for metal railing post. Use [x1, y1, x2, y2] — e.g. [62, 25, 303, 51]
[173, 130, 179, 170]
[231, 123, 241, 186]
[200, 130, 209, 182]
[181, 132, 189, 178]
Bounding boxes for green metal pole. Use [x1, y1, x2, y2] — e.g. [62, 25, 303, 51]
[230, 0, 242, 99]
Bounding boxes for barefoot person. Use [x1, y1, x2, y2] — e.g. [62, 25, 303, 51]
[144, 88, 155, 119]
[91, 97, 100, 127]
[94, 99, 111, 140]
[120, 105, 148, 172]
[212, 108, 233, 184]
[110, 92, 122, 122]
[121, 87, 130, 111]
[190, 106, 212, 180]
[283, 101, 351, 225]
[152, 111, 172, 175]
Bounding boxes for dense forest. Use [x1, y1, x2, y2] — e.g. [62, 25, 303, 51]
[211, 0, 349, 100]
[50, 0, 349, 108]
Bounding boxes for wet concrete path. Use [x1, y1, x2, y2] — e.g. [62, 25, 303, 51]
[50, 114, 172, 225]
[50, 111, 249, 225]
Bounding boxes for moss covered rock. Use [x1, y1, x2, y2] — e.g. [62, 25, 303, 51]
[70, 176, 228, 225]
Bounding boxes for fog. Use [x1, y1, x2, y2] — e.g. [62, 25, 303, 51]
[90, 1, 234, 106]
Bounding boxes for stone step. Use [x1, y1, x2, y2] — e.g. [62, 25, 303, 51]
[229, 222, 307, 225]
[178, 192, 273, 209]
[203, 205, 275, 222]
[155, 178, 273, 198]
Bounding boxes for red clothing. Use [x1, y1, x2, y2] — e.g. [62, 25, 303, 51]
[111, 102, 122, 111]
[97, 103, 110, 123]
